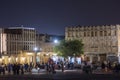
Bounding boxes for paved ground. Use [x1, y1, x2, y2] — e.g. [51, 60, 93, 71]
[0, 69, 119, 80]
[1, 69, 113, 75]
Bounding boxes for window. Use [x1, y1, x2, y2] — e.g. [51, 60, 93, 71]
[95, 31, 97, 36]
[104, 31, 107, 36]
[100, 31, 103, 36]
[108, 31, 111, 36]
[84, 32, 86, 37]
[76, 32, 79, 37]
[91, 31, 94, 37]
[86, 31, 89, 37]
[114, 30, 116, 36]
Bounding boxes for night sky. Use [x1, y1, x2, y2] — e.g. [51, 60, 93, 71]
[0, 0, 120, 35]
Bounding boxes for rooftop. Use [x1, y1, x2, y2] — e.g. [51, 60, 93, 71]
[8, 26, 35, 30]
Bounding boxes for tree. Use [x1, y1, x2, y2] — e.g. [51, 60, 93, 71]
[54, 39, 84, 58]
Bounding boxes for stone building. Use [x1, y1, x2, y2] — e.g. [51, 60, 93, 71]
[65, 25, 120, 63]
[36, 34, 64, 63]
[0, 27, 36, 64]
[0, 27, 64, 64]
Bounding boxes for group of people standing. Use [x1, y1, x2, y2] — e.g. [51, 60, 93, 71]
[45, 58, 58, 73]
[1, 59, 120, 75]
[0, 58, 65, 75]
[0, 63, 33, 75]
[81, 61, 120, 74]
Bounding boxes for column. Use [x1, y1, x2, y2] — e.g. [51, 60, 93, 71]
[90, 55, 93, 63]
[33, 52, 37, 65]
[98, 54, 100, 62]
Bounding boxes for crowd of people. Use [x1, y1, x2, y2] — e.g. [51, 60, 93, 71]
[81, 61, 120, 74]
[0, 62, 33, 75]
[0, 59, 120, 75]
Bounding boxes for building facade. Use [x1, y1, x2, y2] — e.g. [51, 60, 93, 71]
[65, 25, 120, 63]
[36, 34, 64, 63]
[0, 27, 37, 64]
[0, 27, 64, 64]
[0, 28, 6, 58]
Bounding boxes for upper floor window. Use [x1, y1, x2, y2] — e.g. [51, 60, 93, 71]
[100, 31, 103, 36]
[108, 31, 111, 36]
[91, 31, 94, 37]
[87, 31, 90, 37]
[84, 32, 86, 37]
[95, 31, 97, 36]
[114, 30, 116, 36]
[104, 31, 107, 36]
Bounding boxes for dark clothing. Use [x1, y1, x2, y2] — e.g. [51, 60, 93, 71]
[13, 64, 17, 75]
[101, 63, 105, 69]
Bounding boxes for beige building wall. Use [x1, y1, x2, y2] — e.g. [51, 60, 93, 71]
[36, 34, 62, 63]
[0, 29, 6, 54]
[0, 29, 7, 63]
[65, 25, 120, 62]
[0, 27, 37, 64]
[39, 42, 58, 63]
[5, 27, 36, 53]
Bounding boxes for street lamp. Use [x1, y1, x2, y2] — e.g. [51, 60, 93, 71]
[54, 39, 58, 43]
[34, 47, 38, 52]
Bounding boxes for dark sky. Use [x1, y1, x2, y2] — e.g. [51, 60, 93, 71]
[0, 0, 120, 35]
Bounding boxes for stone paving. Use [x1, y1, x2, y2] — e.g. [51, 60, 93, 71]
[0, 69, 120, 80]
[0, 69, 113, 75]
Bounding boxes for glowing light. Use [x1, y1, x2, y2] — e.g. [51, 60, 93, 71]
[53, 53, 57, 56]
[54, 39, 58, 43]
[27, 52, 33, 55]
[34, 47, 38, 51]
[16, 57, 18, 62]
[0, 59, 2, 62]
[2, 56, 5, 59]
[77, 57, 81, 64]
[8, 58, 11, 62]
[46, 53, 49, 55]
[22, 57, 25, 61]
[52, 57, 56, 61]
[37, 52, 41, 55]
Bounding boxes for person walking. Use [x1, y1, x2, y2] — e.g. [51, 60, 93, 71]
[20, 64, 24, 75]
[61, 61, 64, 72]
[1, 63, 5, 74]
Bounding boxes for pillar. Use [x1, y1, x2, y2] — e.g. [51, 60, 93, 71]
[90, 55, 93, 63]
[98, 54, 100, 62]
[33, 52, 36, 65]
